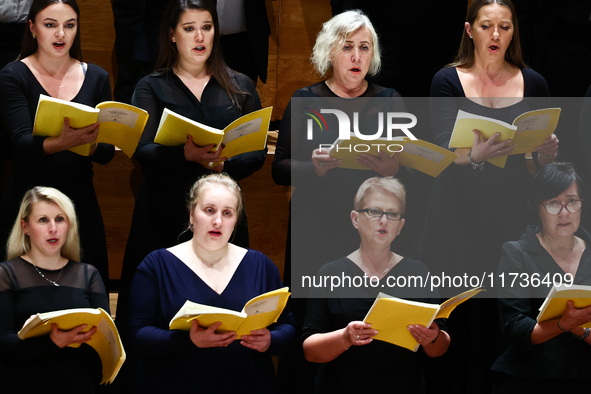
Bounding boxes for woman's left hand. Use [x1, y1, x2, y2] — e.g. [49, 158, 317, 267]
[558, 300, 591, 331]
[240, 328, 271, 352]
[535, 134, 559, 164]
[49, 323, 98, 348]
[312, 148, 341, 177]
[356, 151, 400, 177]
[407, 322, 440, 346]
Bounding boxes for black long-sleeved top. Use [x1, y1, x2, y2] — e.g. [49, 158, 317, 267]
[0, 61, 114, 283]
[0, 257, 109, 393]
[492, 226, 591, 381]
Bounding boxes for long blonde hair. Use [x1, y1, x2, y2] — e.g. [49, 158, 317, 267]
[6, 186, 81, 261]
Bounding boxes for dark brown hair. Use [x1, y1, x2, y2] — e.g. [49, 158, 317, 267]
[18, 0, 83, 61]
[154, 0, 246, 107]
[449, 0, 526, 69]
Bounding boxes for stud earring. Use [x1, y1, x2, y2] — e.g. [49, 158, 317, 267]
[32, 33, 36, 39]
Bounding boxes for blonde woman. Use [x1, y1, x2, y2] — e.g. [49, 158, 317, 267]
[129, 173, 295, 393]
[0, 186, 109, 392]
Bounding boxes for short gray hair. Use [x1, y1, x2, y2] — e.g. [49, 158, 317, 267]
[354, 177, 406, 214]
[311, 10, 381, 77]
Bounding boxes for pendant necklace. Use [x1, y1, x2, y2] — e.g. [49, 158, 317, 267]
[24, 256, 64, 286]
[360, 252, 396, 284]
[474, 64, 505, 83]
[194, 245, 230, 268]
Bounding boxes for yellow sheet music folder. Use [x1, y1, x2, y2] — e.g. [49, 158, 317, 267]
[154, 106, 272, 163]
[32, 94, 148, 157]
[17, 307, 126, 385]
[537, 284, 591, 328]
[364, 287, 483, 352]
[328, 134, 458, 177]
[169, 287, 290, 338]
[449, 108, 560, 168]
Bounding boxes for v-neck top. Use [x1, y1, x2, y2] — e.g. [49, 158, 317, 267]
[131, 69, 265, 178]
[0, 60, 114, 285]
[129, 248, 295, 393]
[429, 66, 550, 150]
[0, 60, 114, 171]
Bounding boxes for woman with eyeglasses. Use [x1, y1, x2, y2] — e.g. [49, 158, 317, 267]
[492, 162, 591, 392]
[302, 177, 450, 393]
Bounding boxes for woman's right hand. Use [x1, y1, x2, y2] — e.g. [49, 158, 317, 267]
[468, 129, 515, 163]
[312, 148, 341, 177]
[189, 320, 237, 348]
[184, 135, 227, 165]
[343, 321, 378, 347]
[49, 323, 97, 348]
[43, 118, 100, 155]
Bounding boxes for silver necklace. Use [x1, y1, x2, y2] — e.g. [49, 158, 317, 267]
[473, 64, 505, 83]
[194, 245, 230, 268]
[359, 252, 396, 283]
[31, 260, 63, 286]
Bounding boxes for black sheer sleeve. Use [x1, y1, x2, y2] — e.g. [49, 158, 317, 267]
[272, 97, 317, 186]
[0, 260, 110, 360]
[0, 265, 61, 359]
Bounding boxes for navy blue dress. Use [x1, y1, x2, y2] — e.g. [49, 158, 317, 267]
[129, 248, 295, 393]
[118, 71, 266, 339]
